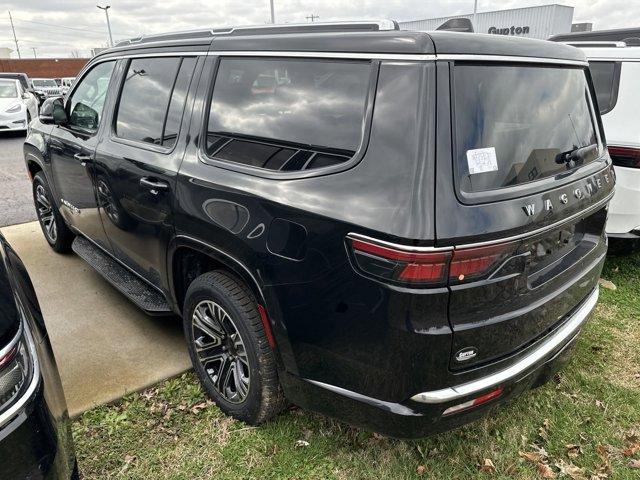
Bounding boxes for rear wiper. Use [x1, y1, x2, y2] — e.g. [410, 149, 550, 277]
[555, 144, 598, 168]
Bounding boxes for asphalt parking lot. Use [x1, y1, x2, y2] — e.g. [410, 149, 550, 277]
[0, 132, 37, 227]
[0, 134, 191, 416]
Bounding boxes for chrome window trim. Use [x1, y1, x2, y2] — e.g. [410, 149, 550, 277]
[91, 50, 587, 66]
[207, 51, 436, 61]
[411, 287, 599, 404]
[437, 54, 588, 66]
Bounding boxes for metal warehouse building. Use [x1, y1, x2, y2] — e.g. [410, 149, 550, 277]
[399, 4, 574, 40]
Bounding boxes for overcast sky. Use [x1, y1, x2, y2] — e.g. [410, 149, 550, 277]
[0, 0, 636, 58]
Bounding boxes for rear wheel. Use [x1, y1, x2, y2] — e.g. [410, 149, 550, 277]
[183, 271, 287, 425]
[33, 172, 74, 253]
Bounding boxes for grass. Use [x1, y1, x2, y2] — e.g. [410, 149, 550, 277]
[73, 252, 640, 479]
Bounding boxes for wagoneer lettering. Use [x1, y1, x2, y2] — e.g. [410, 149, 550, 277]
[23, 21, 614, 438]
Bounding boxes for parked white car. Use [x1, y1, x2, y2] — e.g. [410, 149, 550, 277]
[60, 77, 75, 95]
[31, 78, 63, 97]
[571, 42, 640, 248]
[0, 78, 39, 133]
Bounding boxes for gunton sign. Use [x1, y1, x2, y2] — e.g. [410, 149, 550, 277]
[488, 26, 530, 36]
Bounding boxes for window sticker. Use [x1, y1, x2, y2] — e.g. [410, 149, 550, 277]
[466, 147, 498, 174]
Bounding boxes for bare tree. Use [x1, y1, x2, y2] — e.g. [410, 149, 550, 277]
[70, 49, 81, 58]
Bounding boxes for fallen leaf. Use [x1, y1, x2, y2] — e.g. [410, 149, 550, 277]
[598, 278, 616, 291]
[480, 458, 496, 473]
[294, 440, 310, 448]
[416, 465, 427, 475]
[629, 459, 640, 469]
[566, 444, 582, 459]
[622, 445, 640, 456]
[537, 463, 556, 479]
[555, 460, 588, 480]
[595, 400, 606, 410]
[520, 451, 544, 463]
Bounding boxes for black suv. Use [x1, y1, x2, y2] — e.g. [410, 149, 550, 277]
[24, 22, 614, 438]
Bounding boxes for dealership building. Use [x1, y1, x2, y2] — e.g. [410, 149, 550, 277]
[399, 4, 576, 40]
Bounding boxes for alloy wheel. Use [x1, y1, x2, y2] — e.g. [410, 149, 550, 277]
[191, 300, 250, 404]
[35, 184, 57, 243]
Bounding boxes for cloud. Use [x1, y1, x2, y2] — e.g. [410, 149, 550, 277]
[0, 0, 637, 58]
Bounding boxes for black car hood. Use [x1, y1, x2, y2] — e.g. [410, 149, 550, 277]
[0, 236, 20, 347]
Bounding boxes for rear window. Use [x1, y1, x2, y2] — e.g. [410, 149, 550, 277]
[454, 64, 601, 194]
[205, 58, 371, 172]
[588, 61, 621, 114]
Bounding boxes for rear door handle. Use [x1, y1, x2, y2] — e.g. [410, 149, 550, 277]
[139, 177, 169, 195]
[73, 153, 92, 166]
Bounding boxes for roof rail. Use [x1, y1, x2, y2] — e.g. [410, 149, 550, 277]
[561, 41, 627, 48]
[116, 20, 399, 47]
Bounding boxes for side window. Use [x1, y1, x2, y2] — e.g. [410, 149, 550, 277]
[68, 61, 115, 133]
[205, 58, 371, 172]
[589, 61, 621, 115]
[115, 57, 195, 147]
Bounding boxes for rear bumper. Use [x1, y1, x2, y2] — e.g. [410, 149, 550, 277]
[282, 287, 598, 438]
[607, 166, 640, 235]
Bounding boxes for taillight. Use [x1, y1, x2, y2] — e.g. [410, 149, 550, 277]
[449, 241, 519, 284]
[348, 235, 520, 287]
[608, 146, 640, 169]
[0, 328, 33, 413]
[348, 238, 452, 286]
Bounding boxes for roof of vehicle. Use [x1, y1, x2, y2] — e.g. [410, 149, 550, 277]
[573, 45, 640, 61]
[549, 27, 640, 44]
[94, 21, 586, 63]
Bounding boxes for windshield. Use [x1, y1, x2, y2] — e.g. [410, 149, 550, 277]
[0, 81, 18, 98]
[454, 65, 600, 194]
[33, 79, 58, 87]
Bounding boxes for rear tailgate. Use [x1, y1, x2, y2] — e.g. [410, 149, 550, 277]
[435, 60, 614, 370]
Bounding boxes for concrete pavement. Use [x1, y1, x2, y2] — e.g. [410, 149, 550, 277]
[1, 222, 191, 417]
[0, 133, 36, 227]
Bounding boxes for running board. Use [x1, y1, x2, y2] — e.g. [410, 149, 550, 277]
[72, 236, 172, 315]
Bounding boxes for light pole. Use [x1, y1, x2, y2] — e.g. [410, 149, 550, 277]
[269, 0, 275, 24]
[473, 0, 478, 30]
[97, 5, 114, 47]
[31, 47, 37, 58]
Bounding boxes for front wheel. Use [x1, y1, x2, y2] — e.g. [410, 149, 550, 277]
[33, 172, 74, 253]
[183, 271, 287, 425]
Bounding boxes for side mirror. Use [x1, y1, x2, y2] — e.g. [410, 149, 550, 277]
[39, 97, 65, 125]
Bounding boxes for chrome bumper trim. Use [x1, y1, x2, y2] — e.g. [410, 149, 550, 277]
[0, 313, 41, 429]
[411, 287, 599, 404]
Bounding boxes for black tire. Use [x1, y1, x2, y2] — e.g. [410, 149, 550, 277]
[33, 172, 74, 253]
[183, 271, 287, 425]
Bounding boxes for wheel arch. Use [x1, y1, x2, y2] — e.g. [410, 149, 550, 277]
[168, 235, 290, 372]
[168, 235, 268, 315]
[23, 149, 44, 182]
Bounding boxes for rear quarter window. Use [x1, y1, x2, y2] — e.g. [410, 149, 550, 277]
[204, 57, 372, 173]
[588, 61, 621, 115]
